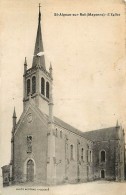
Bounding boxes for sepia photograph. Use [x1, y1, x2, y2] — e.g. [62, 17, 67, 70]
[0, 0, 126, 194]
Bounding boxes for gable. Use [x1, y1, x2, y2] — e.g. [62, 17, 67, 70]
[14, 103, 48, 137]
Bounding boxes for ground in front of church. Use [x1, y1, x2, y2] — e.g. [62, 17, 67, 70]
[1, 181, 126, 195]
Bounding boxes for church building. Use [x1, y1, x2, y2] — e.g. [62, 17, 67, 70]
[2, 6, 125, 186]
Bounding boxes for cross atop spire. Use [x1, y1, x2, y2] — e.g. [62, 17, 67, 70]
[39, 3, 41, 10]
[38, 3, 41, 22]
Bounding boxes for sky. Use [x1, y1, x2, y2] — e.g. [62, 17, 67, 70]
[0, 0, 126, 168]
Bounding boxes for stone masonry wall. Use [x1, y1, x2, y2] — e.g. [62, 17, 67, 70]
[13, 107, 48, 185]
[54, 124, 93, 184]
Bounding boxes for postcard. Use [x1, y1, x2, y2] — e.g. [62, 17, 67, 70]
[0, 0, 126, 195]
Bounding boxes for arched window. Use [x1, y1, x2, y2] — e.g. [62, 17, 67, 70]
[41, 77, 45, 95]
[27, 159, 34, 182]
[101, 170, 105, 178]
[90, 151, 92, 162]
[60, 131, 62, 138]
[32, 76, 36, 94]
[87, 150, 89, 162]
[81, 148, 84, 160]
[27, 136, 32, 153]
[70, 145, 74, 160]
[46, 82, 49, 99]
[27, 79, 30, 96]
[100, 150, 106, 162]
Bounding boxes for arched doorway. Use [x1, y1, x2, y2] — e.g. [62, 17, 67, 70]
[101, 170, 105, 179]
[27, 159, 34, 182]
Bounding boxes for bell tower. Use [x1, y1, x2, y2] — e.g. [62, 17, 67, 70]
[23, 4, 52, 116]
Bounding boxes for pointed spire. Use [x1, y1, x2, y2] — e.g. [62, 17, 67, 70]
[24, 57, 27, 65]
[49, 62, 53, 79]
[24, 57, 27, 73]
[12, 107, 17, 131]
[116, 120, 119, 128]
[13, 107, 17, 118]
[32, 4, 46, 69]
[49, 62, 52, 70]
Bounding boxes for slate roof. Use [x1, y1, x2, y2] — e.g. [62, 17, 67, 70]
[83, 126, 119, 142]
[15, 103, 119, 142]
[54, 116, 85, 138]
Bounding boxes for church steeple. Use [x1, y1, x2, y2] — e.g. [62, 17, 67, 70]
[32, 4, 46, 69]
[23, 5, 53, 116]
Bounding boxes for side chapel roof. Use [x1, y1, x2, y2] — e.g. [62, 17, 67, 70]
[83, 127, 119, 142]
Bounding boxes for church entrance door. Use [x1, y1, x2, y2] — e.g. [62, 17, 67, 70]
[27, 159, 34, 182]
[101, 170, 105, 179]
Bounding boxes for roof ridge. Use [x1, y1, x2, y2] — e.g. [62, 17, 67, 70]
[83, 126, 119, 134]
[54, 116, 82, 132]
[53, 115, 90, 140]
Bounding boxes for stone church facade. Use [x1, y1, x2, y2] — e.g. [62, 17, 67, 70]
[2, 7, 125, 186]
